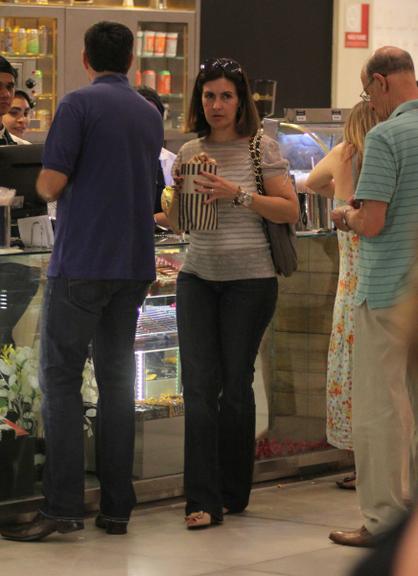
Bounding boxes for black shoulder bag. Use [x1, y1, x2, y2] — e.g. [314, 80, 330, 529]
[249, 131, 298, 277]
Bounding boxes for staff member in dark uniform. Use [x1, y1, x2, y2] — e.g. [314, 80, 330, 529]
[0, 56, 17, 145]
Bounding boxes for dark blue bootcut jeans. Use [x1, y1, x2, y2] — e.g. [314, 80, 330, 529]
[39, 277, 150, 521]
[176, 272, 278, 520]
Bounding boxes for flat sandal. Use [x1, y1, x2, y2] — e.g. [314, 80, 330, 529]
[184, 511, 222, 530]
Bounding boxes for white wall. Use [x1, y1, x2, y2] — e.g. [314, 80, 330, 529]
[373, 0, 418, 65]
[332, 0, 418, 109]
[332, 0, 373, 108]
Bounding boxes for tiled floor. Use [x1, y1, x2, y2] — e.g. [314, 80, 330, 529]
[1, 473, 370, 576]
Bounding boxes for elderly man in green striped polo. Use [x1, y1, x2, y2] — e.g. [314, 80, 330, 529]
[329, 46, 418, 548]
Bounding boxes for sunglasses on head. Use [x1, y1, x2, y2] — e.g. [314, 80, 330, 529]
[199, 58, 243, 77]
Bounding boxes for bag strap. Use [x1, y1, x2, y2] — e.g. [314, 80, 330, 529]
[249, 130, 265, 196]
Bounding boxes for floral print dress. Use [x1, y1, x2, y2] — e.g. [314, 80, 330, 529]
[327, 201, 360, 450]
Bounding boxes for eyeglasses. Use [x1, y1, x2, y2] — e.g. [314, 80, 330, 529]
[199, 58, 243, 77]
[360, 77, 374, 102]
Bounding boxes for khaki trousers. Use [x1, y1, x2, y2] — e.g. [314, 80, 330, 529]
[352, 302, 418, 535]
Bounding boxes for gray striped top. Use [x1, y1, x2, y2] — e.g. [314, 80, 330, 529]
[355, 99, 418, 308]
[174, 135, 288, 281]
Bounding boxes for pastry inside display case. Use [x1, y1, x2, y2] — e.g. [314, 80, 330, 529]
[134, 239, 186, 418]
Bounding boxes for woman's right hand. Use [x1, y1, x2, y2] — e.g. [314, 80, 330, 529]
[173, 170, 184, 194]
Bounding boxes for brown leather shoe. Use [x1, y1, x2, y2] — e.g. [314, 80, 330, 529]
[0, 512, 84, 542]
[329, 525, 376, 548]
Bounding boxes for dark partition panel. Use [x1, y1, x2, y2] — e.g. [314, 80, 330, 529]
[200, 0, 333, 116]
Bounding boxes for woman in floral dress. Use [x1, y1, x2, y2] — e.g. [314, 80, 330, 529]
[305, 102, 378, 488]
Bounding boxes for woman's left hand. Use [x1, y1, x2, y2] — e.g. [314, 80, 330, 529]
[194, 171, 238, 204]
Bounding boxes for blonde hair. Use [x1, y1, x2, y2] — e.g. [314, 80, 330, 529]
[342, 101, 378, 170]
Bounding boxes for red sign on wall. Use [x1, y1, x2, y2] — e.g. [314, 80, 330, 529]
[345, 3, 369, 48]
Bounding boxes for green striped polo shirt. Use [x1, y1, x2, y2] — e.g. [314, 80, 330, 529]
[355, 99, 418, 309]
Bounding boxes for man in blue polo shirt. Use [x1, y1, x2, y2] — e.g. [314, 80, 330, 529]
[329, 46, 418, 547]
[1, 21, 163, 542]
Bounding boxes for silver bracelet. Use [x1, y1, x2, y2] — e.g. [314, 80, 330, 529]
[232, 186, 253, 208]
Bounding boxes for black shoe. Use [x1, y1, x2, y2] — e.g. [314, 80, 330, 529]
[0, 512, 84, 542]
[95, 513, 128, 535]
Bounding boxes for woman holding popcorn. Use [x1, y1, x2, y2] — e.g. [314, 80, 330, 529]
[173, 58, 299, 529]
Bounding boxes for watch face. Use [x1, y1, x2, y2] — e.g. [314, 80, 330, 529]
[242, 192, 253, 207]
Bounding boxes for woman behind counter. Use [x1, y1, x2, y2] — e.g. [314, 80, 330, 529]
[2, 90, 33, 144]
[305, 101, 378, 489]
[174, 57, 299, 529]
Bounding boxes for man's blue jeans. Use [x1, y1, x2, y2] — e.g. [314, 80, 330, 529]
[176, 272, 278, 520]
[39, 277, 150, 521]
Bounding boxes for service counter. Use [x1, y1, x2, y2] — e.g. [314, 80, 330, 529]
[0, 232, 352, 522]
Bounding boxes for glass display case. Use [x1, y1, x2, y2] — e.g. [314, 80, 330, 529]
[264, 107, 348, 174]
[264, 108, 349, 232]
[0, 9, 64, 138]
[135, 21, 188, 131]
[135, 238, 185, 404]
[0, 235, 188, 501]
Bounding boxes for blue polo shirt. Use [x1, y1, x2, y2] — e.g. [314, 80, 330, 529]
[355, 99, 418, 308]
[44, 74, 163, 280]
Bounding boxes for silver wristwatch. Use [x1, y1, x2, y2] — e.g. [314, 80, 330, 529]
[232, 187, 253, 208]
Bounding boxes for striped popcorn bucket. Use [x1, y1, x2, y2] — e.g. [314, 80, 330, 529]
[179, 162, 218, 231]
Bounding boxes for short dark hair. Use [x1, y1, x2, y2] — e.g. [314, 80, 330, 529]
[137, 86, 165, 117]
[14, 90, 34, 109]
[84, 21, 133, 74]
[0, 56, 17, 79]
[186, 57, 260, 137]
[366, 48, 415, 81]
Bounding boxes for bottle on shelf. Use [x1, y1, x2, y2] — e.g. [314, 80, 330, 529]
[39, 25, 48, 56]
[3, 22, 13, 54]
[11, 25, 20, 55]
[27, 28, 40, 55]
[17, 28, 27, 56]
[0, 19, 5, 54]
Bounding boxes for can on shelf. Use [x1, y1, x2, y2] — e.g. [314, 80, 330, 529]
[154, 32, 166, 57]
[142, 70, 156, 90]
[165, 32, 178, 57]
[142, 30, 156, 57]
[157, 70, 171, 95]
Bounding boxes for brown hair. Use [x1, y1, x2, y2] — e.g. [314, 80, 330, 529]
[342, 101, 378, 170]
[185, 58, 260, 137]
